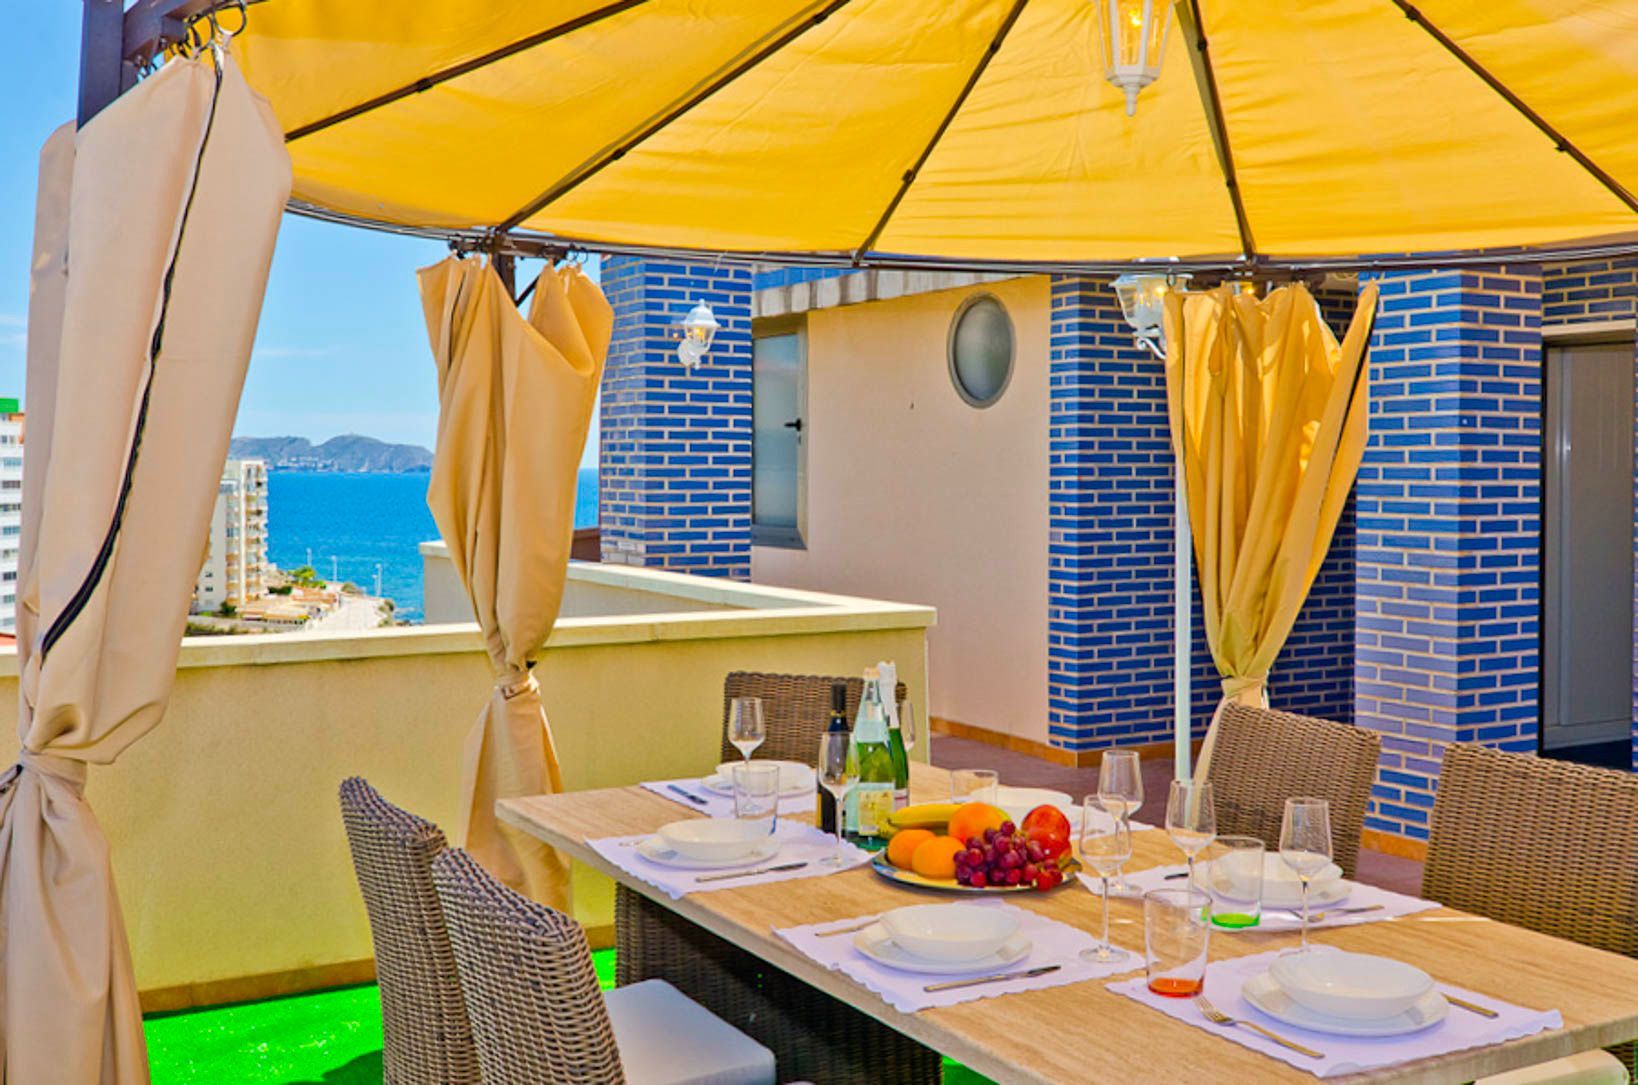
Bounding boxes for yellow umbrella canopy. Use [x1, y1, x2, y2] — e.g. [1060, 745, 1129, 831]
[225, 0, 1638, 266]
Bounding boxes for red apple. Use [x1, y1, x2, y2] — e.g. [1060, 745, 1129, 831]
[1022, 804, 1072, 843]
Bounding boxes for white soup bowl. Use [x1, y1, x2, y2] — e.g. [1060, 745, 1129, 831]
[1269, 950, 1434, 1021]
[657, 818, 770, 862]
[879, 904, 1020, 963]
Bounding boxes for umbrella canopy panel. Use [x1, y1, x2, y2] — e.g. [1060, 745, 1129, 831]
[228, 0, 1638, 265]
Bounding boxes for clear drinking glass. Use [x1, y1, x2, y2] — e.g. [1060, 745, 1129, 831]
[950, 768, 999, 803]
[728, 697, 765, 762]
[816, 733, 856, 868]
[1097, 748, 1144, 892]
[1165, 778, 1216, 883]
[1079, 798, 1133, 964]
[1279, 797, 1333, 952]
[1195, 835, 1265, 929]
[897, 700, 918, 753]
[1144, 887, 1212, 998]
[730, 762, 781, 836]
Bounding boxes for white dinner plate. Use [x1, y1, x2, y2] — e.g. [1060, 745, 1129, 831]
[634, 836, 779, 870]
[1197, 856, 1350, 910]
[853, 923, 1032, 976]
[1242, 970, 1449, 1037]
[702, 760, 815, 797]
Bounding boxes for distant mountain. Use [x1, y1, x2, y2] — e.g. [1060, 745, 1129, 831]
[230, 434, 434, 473]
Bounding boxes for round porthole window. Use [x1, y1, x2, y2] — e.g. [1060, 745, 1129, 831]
[947, 294, 1014, 408]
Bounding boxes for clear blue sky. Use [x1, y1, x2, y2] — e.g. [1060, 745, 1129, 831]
[0, 5, 595, 463]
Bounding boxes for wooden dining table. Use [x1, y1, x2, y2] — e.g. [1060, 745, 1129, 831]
[499, 761, 1638, 1085]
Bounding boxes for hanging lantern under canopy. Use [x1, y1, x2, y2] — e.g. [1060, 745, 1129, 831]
[1096, 0, 1173, 116]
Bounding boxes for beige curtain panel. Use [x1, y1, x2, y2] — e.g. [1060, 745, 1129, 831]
[2, 54, 289, 1084]
[420, 256, 610, 908]
[1163, 282, 1378, 780]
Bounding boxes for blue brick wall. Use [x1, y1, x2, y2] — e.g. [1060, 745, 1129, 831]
[1046, 278, 1355, 751]
[1541, 259, 1637, 325]
[752, 266, 852, 291]
[1354, 267, 1544, 840]
[599, 257, 754, 578]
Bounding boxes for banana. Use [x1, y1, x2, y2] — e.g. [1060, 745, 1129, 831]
[887, 802, 964, 832]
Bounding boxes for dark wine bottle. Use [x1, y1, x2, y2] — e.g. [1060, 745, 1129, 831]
[817, 681, 849, 835]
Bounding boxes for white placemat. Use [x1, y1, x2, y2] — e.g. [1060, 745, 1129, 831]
[1108, 948, 1562, 1078]
[1087, 865, 1442, 928]
[590, 820, 870, 899]
[641, 777, 816, 817]
[777, 900, 1141, 1013]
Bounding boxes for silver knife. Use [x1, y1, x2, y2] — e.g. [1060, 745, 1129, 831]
[923, 964, 1061, 993]
[694, 861, 807, 883]
[666, 784, 709, 806]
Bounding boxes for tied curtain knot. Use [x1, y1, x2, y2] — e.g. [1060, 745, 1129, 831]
[2, 750, 90, 796]
[496, 668, 539, 702]
[1220, 675, 1267, 707]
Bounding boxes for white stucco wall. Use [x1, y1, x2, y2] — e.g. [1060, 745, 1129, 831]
[752, 275, 1051, 743]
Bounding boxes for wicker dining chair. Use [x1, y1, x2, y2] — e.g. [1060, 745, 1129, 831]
[1203, 703, 1381, 878]
[719, 671, 907, 766]
[337, 777, 480, 1085]
[1424, 743, 1638, 1080]
[616, 886, 941, 1084]
[431, 847, 776, 1085]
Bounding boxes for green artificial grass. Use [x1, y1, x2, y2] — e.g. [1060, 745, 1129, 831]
[145, 947, 993, 1084]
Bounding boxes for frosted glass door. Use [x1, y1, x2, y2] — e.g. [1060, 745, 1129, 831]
[753, 329, 804, 545]
[1543, 341, 1634, 758]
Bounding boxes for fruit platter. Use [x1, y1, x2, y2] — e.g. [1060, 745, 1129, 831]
[873, 800, 1079, 893]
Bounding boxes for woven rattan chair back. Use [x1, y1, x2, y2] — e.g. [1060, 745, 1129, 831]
[337, 777, 480, 1085]
[1424, 743, 1638, 957]
[1424, 744, 1638, 1074]
[431, 847, 626, 1085]
[720, 671, 907, 765]
[1203, 704, 1381, 878]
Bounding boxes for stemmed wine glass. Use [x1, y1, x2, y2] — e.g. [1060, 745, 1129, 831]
[1279, 797, 1333, 953]
[897, 699, 918, 753]
[1097, 749, 1143, 893]
[1165, 778, 1216, 884]
[816, 732, 857, 867]
[1078, 799, 1133, 964]
[729, 697, 765, 763]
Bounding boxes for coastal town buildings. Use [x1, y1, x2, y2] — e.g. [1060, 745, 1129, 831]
[194, 458, 269, 614]
[0, 398, 23, 637]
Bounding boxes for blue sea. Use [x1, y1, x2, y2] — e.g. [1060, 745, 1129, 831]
[266, 467, 599, 622]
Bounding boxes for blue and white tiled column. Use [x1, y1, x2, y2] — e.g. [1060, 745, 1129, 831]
[599, 257, 754, 579]
[1046, 276, 1218, 752]
[1354, 266, 1544, 840]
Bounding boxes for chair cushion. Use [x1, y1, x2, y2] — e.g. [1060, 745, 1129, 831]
[1478, 1050, 1631, 1085]
[604, 979, 776, 1085]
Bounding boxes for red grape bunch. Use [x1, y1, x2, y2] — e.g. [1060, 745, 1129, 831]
[953, 820, 1067, 891]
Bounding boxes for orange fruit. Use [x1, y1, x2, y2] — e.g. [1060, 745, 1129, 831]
[911, 835, 966, 880]
[886, 829, 935, 870]
[946, 802, 1009, 845]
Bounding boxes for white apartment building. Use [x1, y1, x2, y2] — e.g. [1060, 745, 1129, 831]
[195, 459, 269, 613]
[0, 399, 23, 636]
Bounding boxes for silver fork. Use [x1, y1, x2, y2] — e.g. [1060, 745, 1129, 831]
[1195, 995, 1324, 1059]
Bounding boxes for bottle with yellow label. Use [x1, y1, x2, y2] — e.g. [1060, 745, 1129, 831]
[843, 667, 896, 849]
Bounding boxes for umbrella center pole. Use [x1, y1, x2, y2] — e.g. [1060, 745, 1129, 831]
[1174, 469, 1192, 780]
